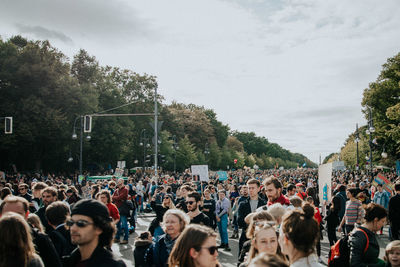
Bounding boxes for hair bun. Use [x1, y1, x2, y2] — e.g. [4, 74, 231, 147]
[302, 203, 315, 219]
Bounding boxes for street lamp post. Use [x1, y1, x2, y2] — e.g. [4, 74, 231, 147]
[365, 107, 375, 174]
[204, 143, 210, 163]
[72, 116, 91, 175]
[139, 129, 150, 171]
[172, 135, 179, 173]
[355, 123, 360, 172]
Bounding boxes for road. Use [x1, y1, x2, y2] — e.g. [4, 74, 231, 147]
[111, 213, 392, 266]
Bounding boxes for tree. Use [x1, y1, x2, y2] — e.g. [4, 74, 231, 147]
[362, 52, 400, 159]
[204, 109, 230, 147]
[0, 36, 97, 171]
[176, 136, 197, 171]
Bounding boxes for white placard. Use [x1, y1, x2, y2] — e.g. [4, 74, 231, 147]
[117, 161, 126, 169]
[191, 165, 209, 182]
[318, 162, 333, 204]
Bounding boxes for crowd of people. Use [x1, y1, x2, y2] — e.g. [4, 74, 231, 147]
[0, 167, 400, 267]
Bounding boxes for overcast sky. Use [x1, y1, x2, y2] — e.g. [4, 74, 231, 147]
[1, 0, 399, 163]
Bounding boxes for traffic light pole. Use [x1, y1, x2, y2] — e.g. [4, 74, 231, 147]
[79, 116, 83, 175]
[154, 87, 158, 177]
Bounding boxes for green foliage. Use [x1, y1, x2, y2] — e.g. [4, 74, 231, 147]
[176, 136, 197, 171]
[0, 36, 316, 173]
[362, 52, 400, 159]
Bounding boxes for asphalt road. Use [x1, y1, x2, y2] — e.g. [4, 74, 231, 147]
[111, 213, 392, 266]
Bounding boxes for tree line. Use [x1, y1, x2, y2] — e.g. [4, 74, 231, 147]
[324, 52, 400, 169]
[0, 36, 316, 173]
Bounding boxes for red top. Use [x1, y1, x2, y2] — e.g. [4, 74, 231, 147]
[268, 194, 291, 206]
[107, 202, 120, 221]
[112, 186, 128, 208]
[296, 191, 308, 200]
[314, 207, 322, 225]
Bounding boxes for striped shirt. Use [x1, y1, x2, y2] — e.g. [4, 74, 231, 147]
[344, 200, 363, 225]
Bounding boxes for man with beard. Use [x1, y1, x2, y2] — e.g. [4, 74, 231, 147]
[186, 191, 210, 226]
[36, 187, 58, 233]
[175, 184, 193, 212]
[263, 177, 290, 207]
[63, 199, 126, 267]
[238, 185, 249, 204]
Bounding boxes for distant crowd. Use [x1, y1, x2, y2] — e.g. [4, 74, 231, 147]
[1, 168, 400, 267]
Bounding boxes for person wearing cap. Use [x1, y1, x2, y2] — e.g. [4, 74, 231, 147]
[295, 183, 307, 200]
[62, 199, 126, 267]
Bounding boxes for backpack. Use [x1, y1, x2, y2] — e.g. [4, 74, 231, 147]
[328, 228, 369, 267]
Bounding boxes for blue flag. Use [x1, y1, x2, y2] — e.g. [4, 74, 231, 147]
[396, 160, 400, 176]
[217, 171, 228, 181]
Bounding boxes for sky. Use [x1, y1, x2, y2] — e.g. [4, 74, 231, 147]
[1, 0, 399, 164]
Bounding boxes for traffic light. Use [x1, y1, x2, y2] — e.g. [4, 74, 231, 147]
[158, 154, 166, 164]
[4, 117, 12, 134]
[84, 115, 92, 133]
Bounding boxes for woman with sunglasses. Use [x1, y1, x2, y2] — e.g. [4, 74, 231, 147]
[243, 223, 286, 266]
[149, 193, 175, 238]
[238, 210, 275, 266]
[168, 224, 221, 267]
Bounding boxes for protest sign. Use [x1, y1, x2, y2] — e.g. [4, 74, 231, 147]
[191, 165, 209, 182]
[217, 171, 228, 181]
[372, 173, 394, 196]
[318, 163, 332, 203]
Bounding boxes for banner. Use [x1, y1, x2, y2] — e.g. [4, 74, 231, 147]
[87, 176, 128, 180]
[191, 165, 209, 182]
[318, 162, 332, 203]
[117, 161, 126, 169]
[78, 175, 85, 184]
[372, 173, 394, 196]
[217, 171, 228, 181]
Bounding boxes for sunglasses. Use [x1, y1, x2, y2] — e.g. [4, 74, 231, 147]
[185, 201, 195, 205]
[66, 219, 94, 228]
[254, 221, 275, 227]
[197, 246, 218, 255]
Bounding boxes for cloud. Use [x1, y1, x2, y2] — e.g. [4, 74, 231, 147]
[15, 24, 73, 44]
[1, 0, 399, 164]
[0, 0, 158, 44]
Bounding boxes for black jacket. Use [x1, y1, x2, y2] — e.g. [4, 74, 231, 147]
[48, 226, 75, 258]
[62, 246, 126, 267]
[389, 193, 400, 223]
[238, 197, 267, 229]
[31, 227, 62, 267]
[35, 206, 52, 233]
[134, 239, 152, 267]
[145, 234, 175, 267]
[349, 226, 383, 267]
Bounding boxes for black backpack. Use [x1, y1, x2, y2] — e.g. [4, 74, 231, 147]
[328, 228, 369, 267]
